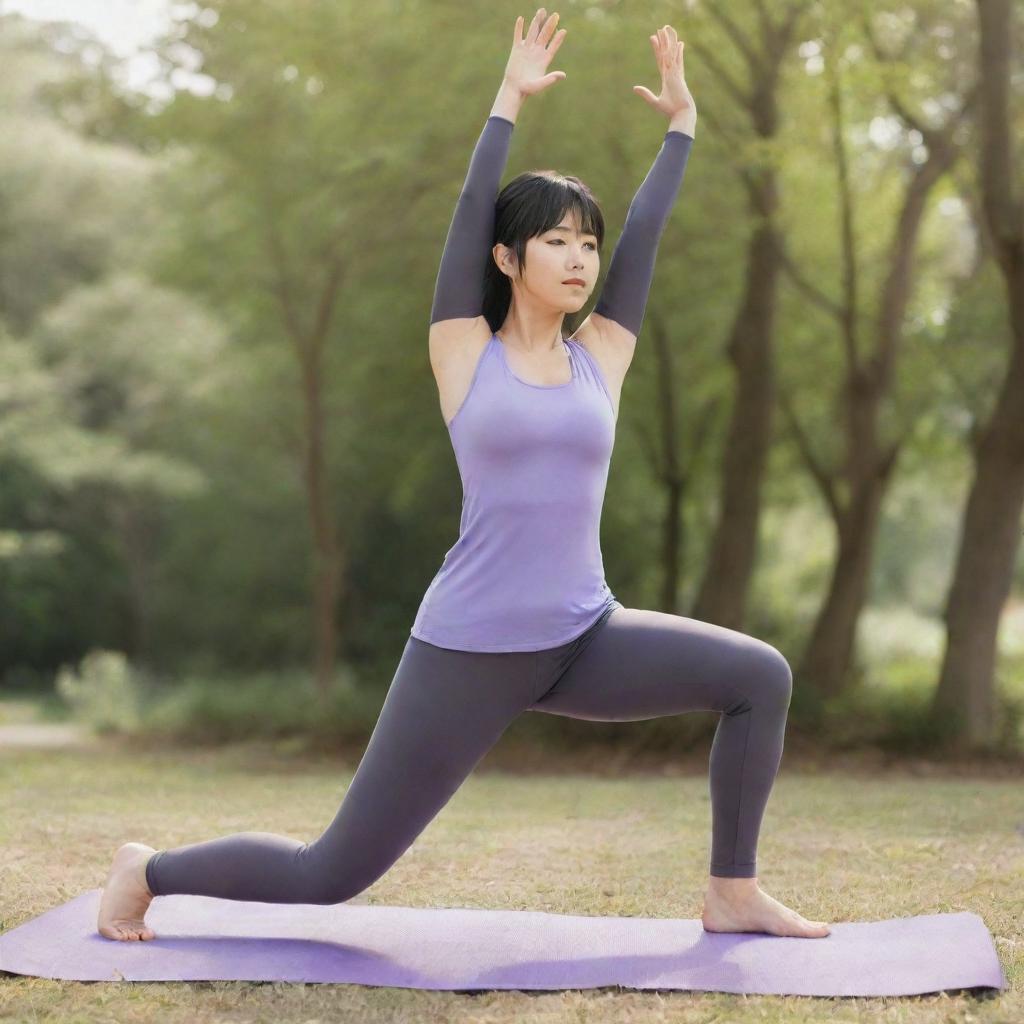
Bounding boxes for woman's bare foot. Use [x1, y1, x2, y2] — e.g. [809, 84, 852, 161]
[701, 876, 831, 937]
[97, 842, 157, 941]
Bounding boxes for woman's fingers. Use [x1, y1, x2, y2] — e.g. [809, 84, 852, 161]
[650, 25, 684, 75]
[518, 9, 565, 51]
[526, 8, 546, 45]
[519, 9, 566, 61]
[517, 9, 545, 47]
[538, 10, 560, 46]
[653, 30, 667, 73]
[505, 9, 569, 96]
[547, 26, 567, 58]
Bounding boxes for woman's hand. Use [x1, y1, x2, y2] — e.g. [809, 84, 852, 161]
[502, 8, 568, 99]
[634, 24, 697, 127]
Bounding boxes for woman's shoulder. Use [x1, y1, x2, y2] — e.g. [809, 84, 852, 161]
[570, 313, 636, 382]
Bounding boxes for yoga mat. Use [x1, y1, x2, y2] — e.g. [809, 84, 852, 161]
[0, 891, 1007, 996]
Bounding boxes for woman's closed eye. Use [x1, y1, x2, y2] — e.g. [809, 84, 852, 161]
[549, 239, 597, 249]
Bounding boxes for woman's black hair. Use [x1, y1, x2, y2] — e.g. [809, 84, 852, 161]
[482, 170, 605, 337]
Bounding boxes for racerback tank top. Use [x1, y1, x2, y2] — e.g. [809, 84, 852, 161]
[411, 332, 620, 652]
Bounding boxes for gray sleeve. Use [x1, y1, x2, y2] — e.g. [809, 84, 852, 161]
[429, 115, 515, 325]
[592, 130, 694, 337]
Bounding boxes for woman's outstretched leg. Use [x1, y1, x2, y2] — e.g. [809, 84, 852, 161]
[98, 636, 536, 939]
[528, 606, 830, 937]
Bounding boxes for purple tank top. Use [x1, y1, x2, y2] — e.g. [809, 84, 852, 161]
[411, 333, 619, 652]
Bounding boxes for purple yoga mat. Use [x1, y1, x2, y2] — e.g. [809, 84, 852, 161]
[0, 890, 1007, 996]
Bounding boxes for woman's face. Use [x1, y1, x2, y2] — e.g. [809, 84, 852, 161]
[500, 213, 600, 312]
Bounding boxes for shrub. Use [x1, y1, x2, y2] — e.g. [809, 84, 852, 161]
[54, 649, 142, 734]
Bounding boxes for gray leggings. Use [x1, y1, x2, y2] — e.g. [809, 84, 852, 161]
[145, 603, 793, 903]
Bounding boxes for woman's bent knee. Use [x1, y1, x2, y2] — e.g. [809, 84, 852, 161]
[760, 646, 793, 710]
[294, 844, 377, 906]
[735, 643, 792, 712]
[306, 874, 370, 906]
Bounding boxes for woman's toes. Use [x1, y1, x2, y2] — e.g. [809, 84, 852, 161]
[116, 919, 155, 941]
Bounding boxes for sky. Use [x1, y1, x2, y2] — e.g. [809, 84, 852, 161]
[0, 0, 213, 99]
[1, 0, 172, 54]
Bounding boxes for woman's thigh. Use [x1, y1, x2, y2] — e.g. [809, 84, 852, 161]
[146, 636, 540, 904]
[528, 606, 792, 721]
[304, 635, 539, 896]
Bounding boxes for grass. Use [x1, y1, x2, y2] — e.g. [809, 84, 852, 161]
[1, 728, 1020, 1021]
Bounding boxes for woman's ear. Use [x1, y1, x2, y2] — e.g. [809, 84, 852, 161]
[492, 242, 518, 280]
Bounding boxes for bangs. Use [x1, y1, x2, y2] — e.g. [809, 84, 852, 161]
[524, 176, 605, 248]
[497, 171, 606, 252]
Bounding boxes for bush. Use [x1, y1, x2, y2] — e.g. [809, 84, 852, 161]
[54, 649, 142, 734]
[137, 666, 381, 749]
[813, 652, 1024, 755]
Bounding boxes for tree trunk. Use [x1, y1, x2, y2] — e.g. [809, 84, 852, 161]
[651, 314, 684, 612]
[631, 312, 715, 614]
[268, 229, 347, 706]
[931, 394, 1024, 745]
[692, 218, 779, 629]
[658, 473, 686, 612]
[795, 465, 893, 698]
[300, 351, 344, 704]
[112, 496, 157, 667]
[930, 0, 1024, 748]
[684, 6, 807, 630]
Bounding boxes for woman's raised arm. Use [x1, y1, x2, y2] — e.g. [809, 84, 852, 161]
[429, 114, 515, 325]
[590, 129, 693, 338]
[430, 9, 568, 326]
[592, 24, 696, 339]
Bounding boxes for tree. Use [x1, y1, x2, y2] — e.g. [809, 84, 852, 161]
[778, 1, 974, 699]
[929, 0, 1024, 748]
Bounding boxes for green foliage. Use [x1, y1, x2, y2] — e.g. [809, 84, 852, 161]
[0, 0, 1021, 757]
[813, 651, 1024, 756]
[54, 648, 141, 734]
[137, 666, 382, 749]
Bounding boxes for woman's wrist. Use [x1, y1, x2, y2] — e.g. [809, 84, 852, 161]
[668, 109, 696, 138]
[491, 79, 525, 124]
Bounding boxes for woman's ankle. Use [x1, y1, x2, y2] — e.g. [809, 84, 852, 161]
[707, 873, 759, 893]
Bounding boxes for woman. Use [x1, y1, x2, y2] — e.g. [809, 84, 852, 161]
[98, 9, 830, 942]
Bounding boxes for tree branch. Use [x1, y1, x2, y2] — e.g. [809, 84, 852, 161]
[776, 238, 845, 321]
[686, 38, 752, 110]
[777, 381, 842, 521]
[704, 5, 765, 79]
